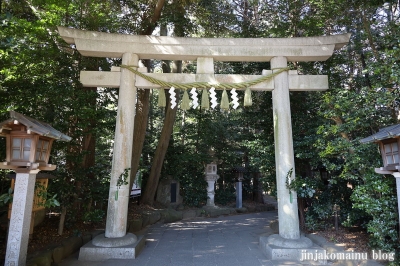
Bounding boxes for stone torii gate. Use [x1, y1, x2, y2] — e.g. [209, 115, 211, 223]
[57, 26, 350, 261]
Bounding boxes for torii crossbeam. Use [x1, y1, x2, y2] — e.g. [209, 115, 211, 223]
[57, 26, 350, 262]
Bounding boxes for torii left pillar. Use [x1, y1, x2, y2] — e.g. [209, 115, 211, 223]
[78, 53, 145, 261]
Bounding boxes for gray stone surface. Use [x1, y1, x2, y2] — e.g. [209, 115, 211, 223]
[52, 245, 64, 264]
[269, 220, 279, 234]
[159, 209, 183, 223]
[202, 206, 234, 217]
[263, 194, 278, 210]
[92, 233, 137, 247]
[236, 181, 243, 208]
[58, 26, 350, 62]
[205, 169, 219, 207]
[62, 212, 278, 266]
[5, 172, 38, 266]
[78, 235, 145, 261]
[182, 209, 197, 220]
[59, 210, 385, 266]
[141, 210, 161, 227]
[104, 53, 138, 239]
[62, 236, 83, 257]
[127, 219, 142, 233]
[156, 178, 183, 207]
[33, 209, 46, 227]
[265, 234, 312, 248]
[271, 56, 301, 241]
[260, 234, 326, 264]
[82, 233, 93, 245]
[236, 207, 247, 213]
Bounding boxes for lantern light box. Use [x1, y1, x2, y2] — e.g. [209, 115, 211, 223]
[360, 124, 400, 173]
[0, 111, 71, 171]
[206, 163, 217, 175]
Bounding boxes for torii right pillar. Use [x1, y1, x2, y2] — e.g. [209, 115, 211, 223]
[260, 56, 322, 262]
[272, 56, 302, 240]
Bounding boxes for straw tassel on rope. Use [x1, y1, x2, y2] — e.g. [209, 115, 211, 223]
[220, 89, 230, 110]
[201, 89, 209, 109]
[244, 88, 252, 106]
[181, 89, 191, 110]
[119, 65, 290, 110]
[120, 65, 289, 91]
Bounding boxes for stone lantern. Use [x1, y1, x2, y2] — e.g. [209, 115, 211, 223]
[360, 124, 400, 227]
[206, 162, 217, 175]
[0, 111, 71, 266]
[204, 162, 219, 207]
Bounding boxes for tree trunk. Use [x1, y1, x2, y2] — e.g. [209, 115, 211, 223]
[361, 10, 380, 63]
[298, 198, 306, 230]
[142, 0, 166, 35]
[58, 206, 67, 235]
[129, 89, 150, 189]
[128, 0, 166, 196]
[141, 60, 181, 205]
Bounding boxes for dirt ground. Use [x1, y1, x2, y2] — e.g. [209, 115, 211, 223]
[312, 226, 370, 253]
[0, 201, 371, 263]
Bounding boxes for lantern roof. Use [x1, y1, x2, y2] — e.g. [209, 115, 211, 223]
[0, 111, 71, 142]
[232, 166, 247, 173]
[360, 124, 400, 144]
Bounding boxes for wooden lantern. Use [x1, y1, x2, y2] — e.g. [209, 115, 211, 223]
[379, 139, 400, 170]
[0, 111, 71, 171]
[232, 166, 246, 181]
[360, 124, 400, 173]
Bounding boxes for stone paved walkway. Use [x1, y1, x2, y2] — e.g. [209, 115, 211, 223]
[60, 210, 325, 266]
[59, 209, 387, 266]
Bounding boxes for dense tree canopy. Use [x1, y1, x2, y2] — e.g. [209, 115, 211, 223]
[1, 0, 399, 262]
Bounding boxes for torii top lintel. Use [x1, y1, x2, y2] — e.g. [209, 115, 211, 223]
[57, 27, 350, 62]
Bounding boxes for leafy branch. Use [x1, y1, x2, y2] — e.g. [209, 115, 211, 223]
[35, 183, 60, 208]
[286, 168, 318, 199]
[115, 168, 131, 201]
[0, 188, 13, 206]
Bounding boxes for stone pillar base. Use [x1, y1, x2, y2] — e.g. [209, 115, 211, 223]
[259, 234, 326, 265]
[78, 233, 145, 261]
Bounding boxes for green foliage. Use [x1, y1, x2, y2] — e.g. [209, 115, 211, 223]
[115, 168, 131, 201]
[215, 185, 235, 206]
[304, 179, 355, 231]
[0, 188, 13, 206]
[352, 173, 399, 253]
[82, 209, 105, 224]
[117, 168, 131, 188]
[286, 173, 319, 199]
[163, 146, 208, 207]
[1, 0, 399, 258]
[35, 183, 60, 208]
